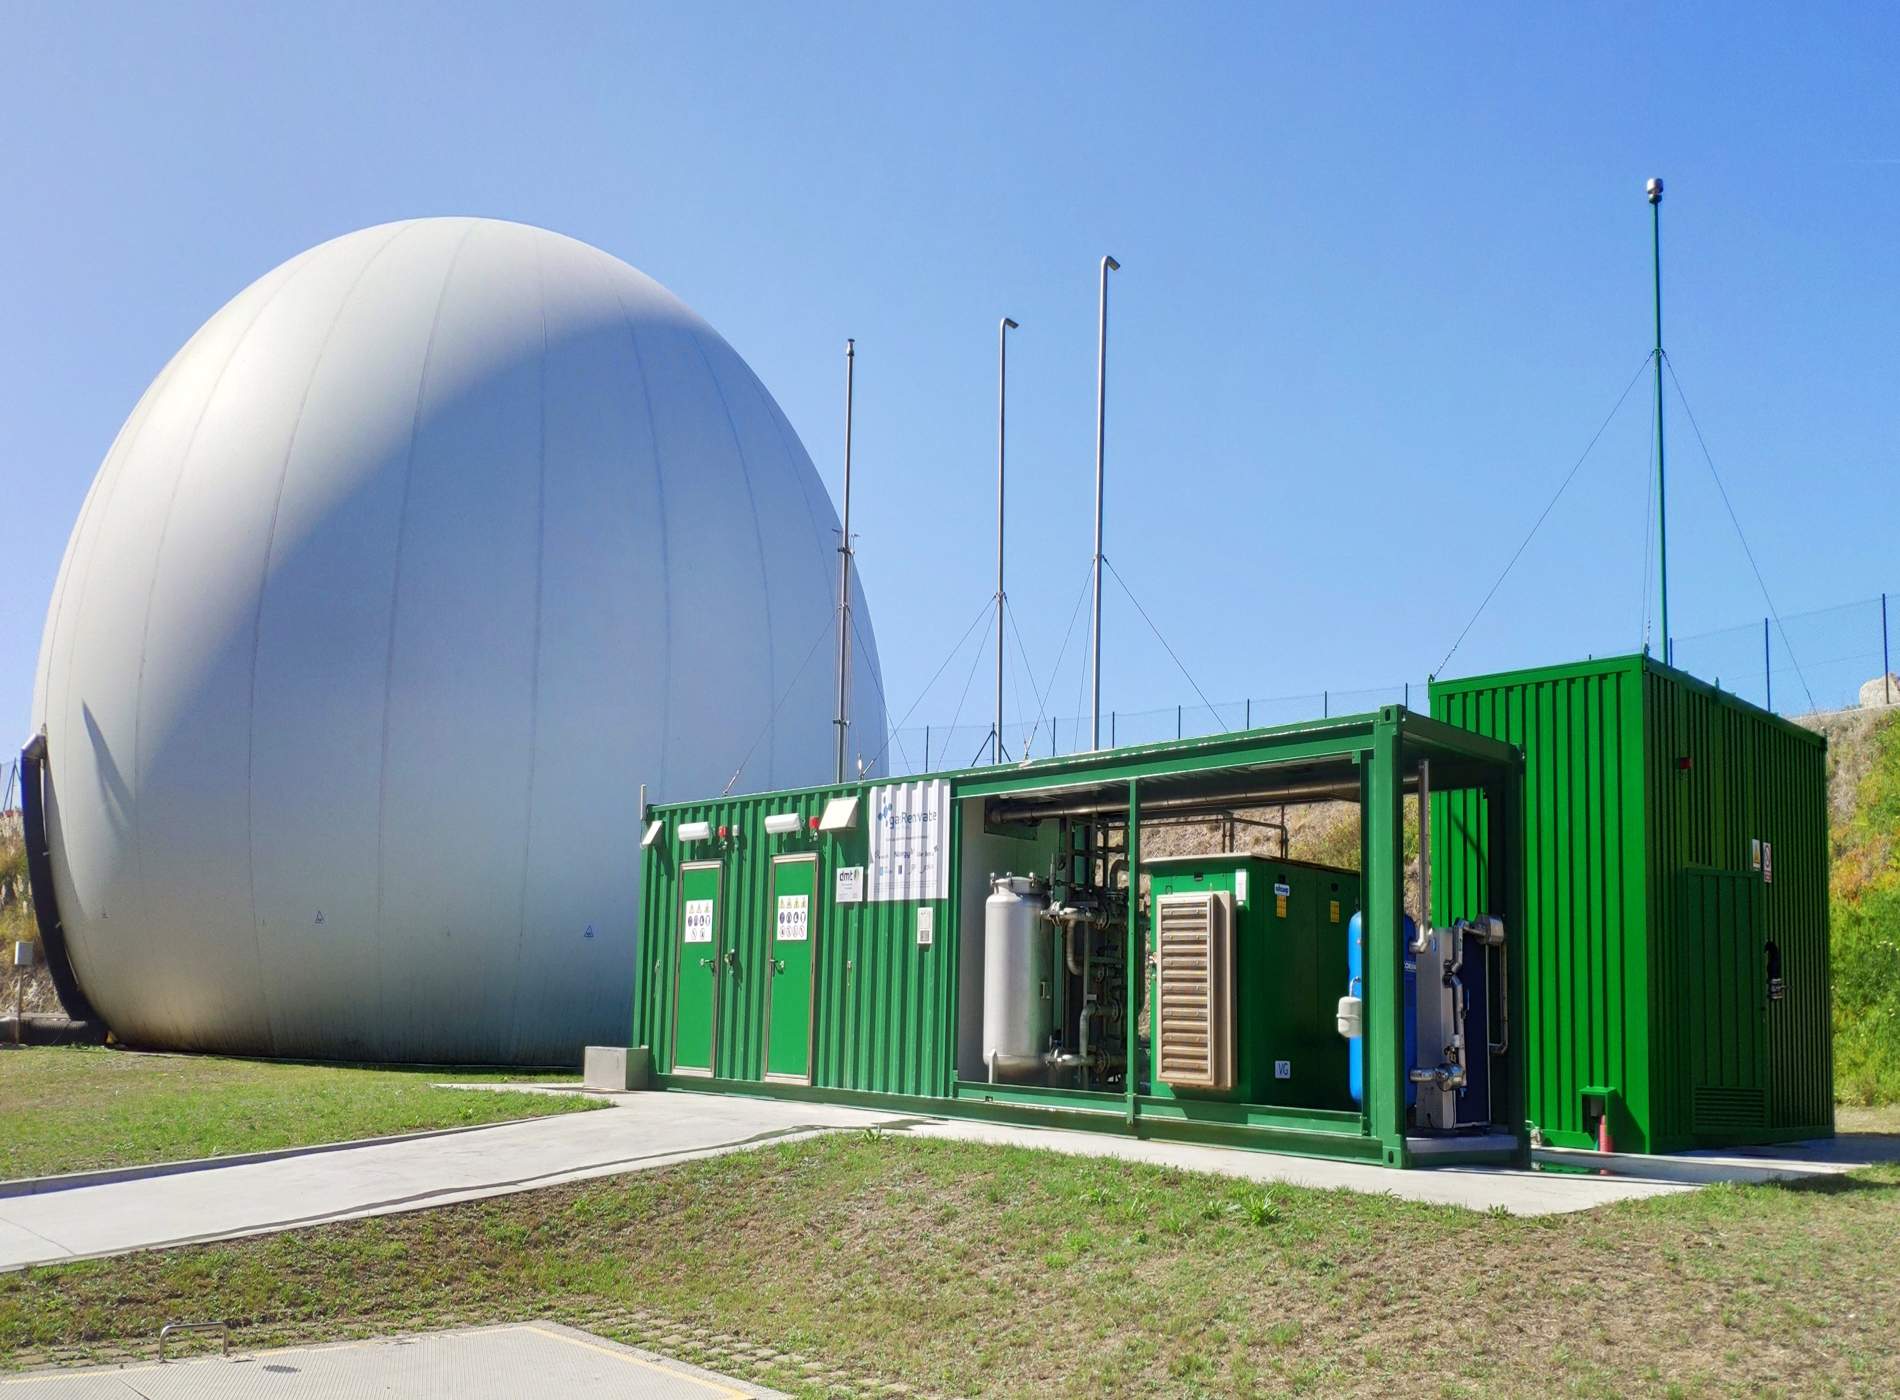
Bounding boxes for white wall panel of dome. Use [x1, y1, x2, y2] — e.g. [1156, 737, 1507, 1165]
[29, 217, 884, 1064]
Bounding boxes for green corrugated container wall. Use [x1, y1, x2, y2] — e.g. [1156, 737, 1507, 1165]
[635, 785, 953, 1097]
[1431, 654, 1832, 1152]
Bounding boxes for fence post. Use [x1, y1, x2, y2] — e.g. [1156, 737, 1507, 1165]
[1885, 593, 1892, 706]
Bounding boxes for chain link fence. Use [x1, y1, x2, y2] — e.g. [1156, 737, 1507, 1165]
[880, 681, 1431, 777]
[1668, 591, 1895, 717]
[872, 590, 1896, 778]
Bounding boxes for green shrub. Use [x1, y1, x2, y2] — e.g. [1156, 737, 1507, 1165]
[1832, 714, 1900, 1105]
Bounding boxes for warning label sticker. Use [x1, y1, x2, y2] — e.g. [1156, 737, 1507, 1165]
[683, 899, 715, 944]
[775, 894, 809, 942]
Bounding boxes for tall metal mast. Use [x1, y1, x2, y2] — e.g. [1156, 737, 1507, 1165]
[1649, 176, 1669, 656]
[834, 338, 855, 782]
[1089, 254, 1120, 750]
[994, 316, 1018, 765]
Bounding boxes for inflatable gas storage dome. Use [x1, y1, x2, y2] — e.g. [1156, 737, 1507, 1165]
[28, 217, 883, 1063]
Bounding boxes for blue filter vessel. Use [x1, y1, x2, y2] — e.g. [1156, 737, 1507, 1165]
[1346, 911, 1417, 1107]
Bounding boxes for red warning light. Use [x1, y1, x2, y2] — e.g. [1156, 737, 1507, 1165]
[808, 816, 821, 832]
[717, 825, 729, 839]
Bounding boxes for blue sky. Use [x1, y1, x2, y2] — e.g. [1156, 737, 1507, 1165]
[4, 2, 1896, 756]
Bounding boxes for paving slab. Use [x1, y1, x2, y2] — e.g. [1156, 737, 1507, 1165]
[0, 1322, 782, 1397]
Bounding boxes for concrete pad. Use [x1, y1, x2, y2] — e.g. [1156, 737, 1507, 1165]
[886, 1117, 1694, 1216]
[0, 1322, 782, 1397]
[1712, 1132, 1900, 1167]
[1535, 1143, 1864, 1185]
[0, 1094, 910, 1272]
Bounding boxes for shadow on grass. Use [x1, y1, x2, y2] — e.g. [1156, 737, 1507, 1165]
[1771, 1168, 1900, 1199]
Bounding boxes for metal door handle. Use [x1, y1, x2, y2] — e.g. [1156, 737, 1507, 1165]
[698, 957, 715, 969]
[722, 950, 740, 970]
[772, 958, 786, 974]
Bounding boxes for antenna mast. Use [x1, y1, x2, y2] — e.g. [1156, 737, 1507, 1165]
[1649, 176, 1670, 658]
[994, 316, 1018, 765]
[1089, 254, 1119, 750]
[835, 338, 855, 782]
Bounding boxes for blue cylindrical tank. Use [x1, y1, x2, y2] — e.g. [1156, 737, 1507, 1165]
[1347, 912, 1417, 1107]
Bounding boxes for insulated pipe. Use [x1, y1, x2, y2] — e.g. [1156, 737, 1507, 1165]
[989, 779, 1366, 823]
[1488, 942, 1509, 1056]
[17, 732, 97, 1023]
[1065, 922, 1086, 977]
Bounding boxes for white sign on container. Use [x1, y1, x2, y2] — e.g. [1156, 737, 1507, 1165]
[683, 898, 715, 944]
[775, 894, 810, 942]
[835, 865, 865, 904]
[916, 907, 935, 947]
[869, 778, 950, 902]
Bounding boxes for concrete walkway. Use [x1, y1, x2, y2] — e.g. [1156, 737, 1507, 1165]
[0, 1322, 781, 1398]
[0, 1094, 903, 1272]
[1, 1090, 1868, 1273]
[898, 1117, 1700, 1213]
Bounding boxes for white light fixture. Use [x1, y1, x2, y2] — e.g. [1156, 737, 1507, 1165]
[818, 795, 860, 832]
[677, 820, 713, 843]
[641, 820, 665, 848]
[763, 812, 802, 836]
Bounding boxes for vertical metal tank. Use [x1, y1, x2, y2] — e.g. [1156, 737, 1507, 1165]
[1347, 911, 1418, 1109]
[982, 875, 1051, 1080]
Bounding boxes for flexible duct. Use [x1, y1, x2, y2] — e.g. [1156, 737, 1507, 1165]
[17, 733, 98, 1024]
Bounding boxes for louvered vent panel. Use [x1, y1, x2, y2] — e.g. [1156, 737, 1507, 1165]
[1155, 892, 1234, 1090]
[1693, 1086, 1766, 1134]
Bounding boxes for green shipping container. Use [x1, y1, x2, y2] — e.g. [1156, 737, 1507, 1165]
[1431, 654, 1832, 1153]
[635, 708, 1530, 1169]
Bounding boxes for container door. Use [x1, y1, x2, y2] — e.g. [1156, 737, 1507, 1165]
[1681, 869, 1767, 1140]
[764, 855, 818, 1082]
[672, 861, 723, 1076]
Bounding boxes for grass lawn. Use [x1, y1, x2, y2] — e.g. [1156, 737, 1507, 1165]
[0, 1046, 599, 1180]
[4, 1128, 1897, 1397]
[1837, 1102, 1900, 1134]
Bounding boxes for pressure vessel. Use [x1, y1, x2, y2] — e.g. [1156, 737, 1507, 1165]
[982, 875, 1051, 1080]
